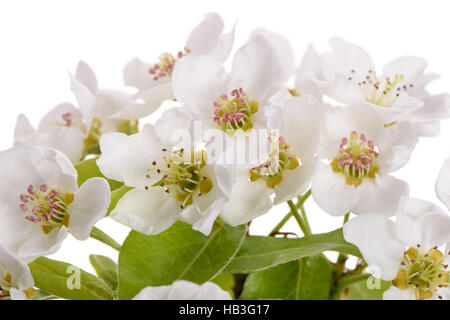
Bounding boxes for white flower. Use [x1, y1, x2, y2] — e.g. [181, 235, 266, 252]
[0, 245, 35, 300]
[172, 29, 292, 132]
[344, 197, 450, 300]
[97, 108, 233, 236]
[0, 146, 111, 262]
[133, 280, 231, 300]
[120, 13, 235, 119]
[14, 61, 140, 163]
[311, 104, 417, 216]
[220, 94, 321, 226]
[436, 156, 450, 210]
[301, 37, 450, 136]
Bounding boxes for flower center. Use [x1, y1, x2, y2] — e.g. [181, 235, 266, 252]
[145, 148, 213, 209]
[392, 246, 449, 300]
[347, 69, 414, 108]
[213, 88, 259, 134]
[331, 131, 379, 186]
[149, 49, 189, 81]
[19, 184, 73, 234]
[0, 271, 34, 300]
[250, 135, 300, 188]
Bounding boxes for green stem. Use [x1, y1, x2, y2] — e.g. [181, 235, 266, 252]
[343, 212, 350, 224]
[287, 200, 311, 236]
[337, 212, 351, 267]
[90, 226, 121, 251]
[299, 204, 312, 235]
[269, 189, 311, 236]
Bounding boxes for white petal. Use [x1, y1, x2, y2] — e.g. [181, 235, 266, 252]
[68, 178, 111, 240]
[123, 57, 155, 91]
[377, 121, 418, 174]
[295, 44, 329, 96]
[250, 28, 295, 83]
[37, 103, 84, 133]
[0, 245, 34, 290]
[352, 175, 409, 217]
[231, 35, 282, 102]
[382, 56, 427, 82]
[343, 214, 404, 280]
[97, 125, 164, 188]
[76, 61, 98, 94]
[436, 158, 450, 210]
[322, 37, 374, 80]
[133, 285, 172, 300]
[172, 54, 231, 119]
[110, 188, 180, 235]
[208, 22, 236, 63]
[186, 13, 224, 56]
[220, 171, 273, 226]
[311, 162, 359, 216]
[70, 73, 96, 130]
[115, 82, 173, 119]
[383, 286, 415, 300]
[395, 197, 450, 249]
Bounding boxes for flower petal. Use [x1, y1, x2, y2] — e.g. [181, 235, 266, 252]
[97, 125, 164, 188]
[220, 170, 273, 226]
[68, 178, 111, 240]
[383, 286, 415, 300]
[231, 35, 283, 102]
[395, 197, 450, 249]
[0, 245, 34, 290]
[352, 175, 409, 217]
[123, 57, 155, 91]
[186, 13, 224, 56]
[311, 162, 359, 216]
[436, 158, 450, 210]
[343, 214, 404, 280]
[76, 61, 98, 94]
[110, 188, 180, 235]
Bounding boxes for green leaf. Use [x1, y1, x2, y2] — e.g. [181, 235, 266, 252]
[89, 255, 118, 292]
[240, 255, 332, 300]
[29, 257, 115, 300]
[211, 273, 236, 299]
[118, 221, 247, 300]
[337, 279, 391, 300]
[225, 228, 361, 274]
[90, 227, 121, 251]
[74, 157, 123, 190]
[107, 185, 133, 215]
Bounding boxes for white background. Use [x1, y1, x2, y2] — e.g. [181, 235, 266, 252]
[1, 0, 449, 274]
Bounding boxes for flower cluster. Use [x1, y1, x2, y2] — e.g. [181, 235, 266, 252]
[1, 13, 449, 300]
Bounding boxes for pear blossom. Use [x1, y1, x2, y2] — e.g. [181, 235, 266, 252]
[14, 61, 141, 163]
[436, 156, 450, 210]
[297, 37, 450, 136]
[97, 107, 233, 236]
[344, 197, 450, 300]
[120, 13, 235, 119]
[0, 146, 110, 262]
[171, 30, 294, 166]
[133, 280, 231, 300]
[311, 104, 417, 217]
[0, 246, 35, 300]
[220, 94, 321, 226]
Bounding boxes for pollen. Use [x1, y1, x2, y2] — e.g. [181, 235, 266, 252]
[331, 131, 379, 186]
[250, 135, 300, 188]
[393, 246, 449, 300]
[18, 184, 73, 233]
[145, 148, 213, 209]
[347, 69, 414, 108]
[213, 88, 259, 134]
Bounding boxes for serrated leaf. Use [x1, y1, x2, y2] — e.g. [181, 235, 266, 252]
[29, 257, 115, 300]
[89, 255, 118, 292]
[74, 157, 123, 190]
[225, 228, 360, 274]
[118, 221, 247, 300]
[240, 255, 332, 300]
